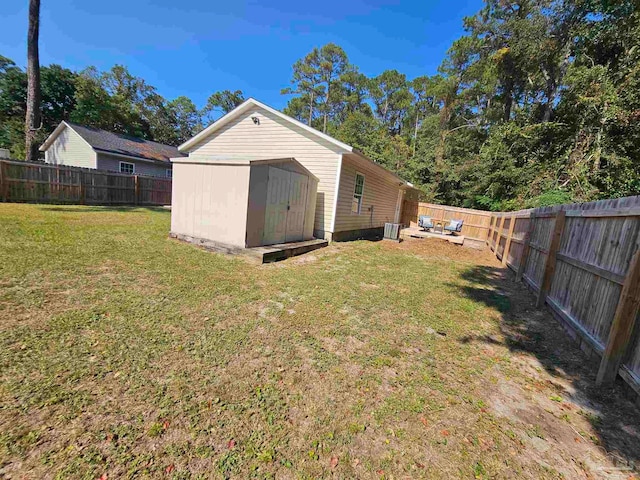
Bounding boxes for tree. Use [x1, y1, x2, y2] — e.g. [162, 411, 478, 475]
[369, 70, 412, 135]
[168, 96, 202, 144]
[41, 65, 76, 130]
[71, 67, 118, 129]
[0, 56, 27, 158]
[283, 43, 350, 132]
[202, 90, 244, 123]
[25, 0, 41, 162]
[335, 67, 371, 121]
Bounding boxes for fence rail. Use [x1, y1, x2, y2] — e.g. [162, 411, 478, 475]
[0, 160, 171, 206]
[484, 196, 640, 397]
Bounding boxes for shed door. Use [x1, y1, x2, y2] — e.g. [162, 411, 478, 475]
[285, 172, 308, 243]
[263, 167, 290, 245]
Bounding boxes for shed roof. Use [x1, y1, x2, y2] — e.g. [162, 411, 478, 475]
[40, 122, 186, 163]
[171, 155, 319, 181]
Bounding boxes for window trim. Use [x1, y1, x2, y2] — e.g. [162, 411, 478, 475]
[119, 161, 135, 174]
[352, 171, 365, 215]
[166, 168, 172, 178]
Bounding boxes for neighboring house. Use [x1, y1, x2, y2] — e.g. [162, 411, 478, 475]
[173, 98, 412, 243]
[40, 122, 185, 177]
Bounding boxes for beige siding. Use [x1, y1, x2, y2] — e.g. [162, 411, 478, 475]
[188, 106, 341, 237]
[334, 154, 401, 232]
[44, 125, 96, 168]
[171, 162, 250, 247]
[97, 153, 171, 177]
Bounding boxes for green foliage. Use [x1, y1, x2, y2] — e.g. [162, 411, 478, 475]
[0, 60, 240, 157]
[281, 1, 640, 208]
[202, 89, 244, 123]
[3, 0, 639, 205]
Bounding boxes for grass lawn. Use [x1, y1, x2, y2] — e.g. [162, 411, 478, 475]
[1, 204, 639, 479]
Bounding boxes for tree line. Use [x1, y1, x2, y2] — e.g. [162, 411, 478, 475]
[2, 0, 639, 210]
[0, 55, 245, 157]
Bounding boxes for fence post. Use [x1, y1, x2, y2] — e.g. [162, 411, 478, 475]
[487, 215, 494, 246]
[79, 171, 86, 205]
[516, 212, 536, 283]
[493, 216, 504, 252]
[502, 215, 516, 267]
[536, 210, 566, 308]
[0, 161, 6, 202]
[596, 250, 640, 386]
[134, 175, 140, 205]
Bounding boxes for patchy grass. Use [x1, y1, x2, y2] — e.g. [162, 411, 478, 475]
[1, 204, 639, 479]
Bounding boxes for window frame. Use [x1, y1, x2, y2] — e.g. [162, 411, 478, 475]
[119, 161, 135, 175]
[166, 168, 172, 178]
[351, 171, 365, 215]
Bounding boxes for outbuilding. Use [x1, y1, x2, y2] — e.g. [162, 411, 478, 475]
[170, 156, 320, 257]
[170, 98, 413, 260]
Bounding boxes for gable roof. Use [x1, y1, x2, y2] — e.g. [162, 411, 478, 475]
[178, 97, 411, 186]
[40, 122, 186, 163]
[179, 98, 353, 153]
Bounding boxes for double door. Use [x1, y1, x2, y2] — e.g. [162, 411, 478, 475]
[263, 167, 309, 245]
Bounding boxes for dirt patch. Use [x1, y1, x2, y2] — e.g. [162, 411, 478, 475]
[383, 236, 499, 265]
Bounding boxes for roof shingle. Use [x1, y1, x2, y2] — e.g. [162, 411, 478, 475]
[67, 123, 185, 163]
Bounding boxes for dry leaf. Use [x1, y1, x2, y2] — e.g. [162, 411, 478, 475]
[419, 416, 428, 427]
[165, 464, 175, 474]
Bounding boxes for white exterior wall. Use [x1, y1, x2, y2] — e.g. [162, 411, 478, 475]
[334, 154, 402, 233]
[171, 162, 250, 247]
[188, 106, 342, 238]
[44, 126, 96, 168]
[97, 153, 172, 177]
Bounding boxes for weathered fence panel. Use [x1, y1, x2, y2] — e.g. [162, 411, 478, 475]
[408, 196, 640, 396]
[401, 201, 492, 241]
[0, 160, 171, 206]
[482, 196, 640, 397]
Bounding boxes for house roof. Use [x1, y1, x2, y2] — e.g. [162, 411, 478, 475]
[40, 122, 186, 163]
[178, 98, 411, 187]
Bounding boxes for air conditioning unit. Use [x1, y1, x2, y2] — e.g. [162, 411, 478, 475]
[384, 222, 401, 242]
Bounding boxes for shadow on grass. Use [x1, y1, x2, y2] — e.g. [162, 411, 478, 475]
[452, 264, 640, 470]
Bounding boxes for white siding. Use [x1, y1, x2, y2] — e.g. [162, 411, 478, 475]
[334, 154, 401, 232]
[188, 106, 342, 237]
[44, 126, 96, 168]
[97, 153, 171, 177]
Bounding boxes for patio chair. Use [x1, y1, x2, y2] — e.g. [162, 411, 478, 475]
[418, 215, 434, 231]
[444, 219, 464, 235]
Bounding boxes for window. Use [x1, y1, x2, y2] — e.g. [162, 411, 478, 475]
[119, 161, 135, 174]
[352, 172, 365, 214]
[166, 169, 172, 178]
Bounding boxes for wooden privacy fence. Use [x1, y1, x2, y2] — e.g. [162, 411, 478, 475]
[0, 160, 171, 206]
[485, 195, 640, 397]
[401, 201, 492, 241]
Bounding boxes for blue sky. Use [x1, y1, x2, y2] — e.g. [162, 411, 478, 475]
[1, 0, 483, 110]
